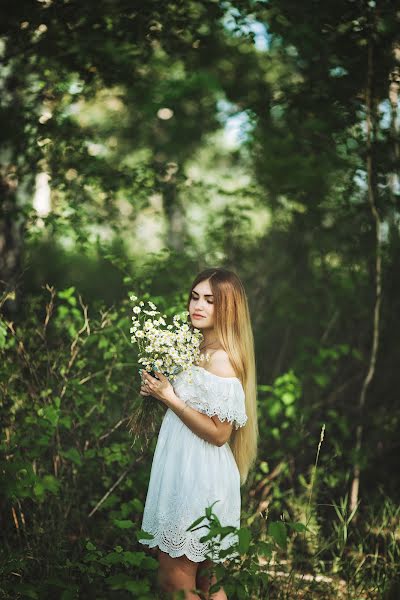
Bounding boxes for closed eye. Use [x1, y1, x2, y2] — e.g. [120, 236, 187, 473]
[191, 294, 213, 304]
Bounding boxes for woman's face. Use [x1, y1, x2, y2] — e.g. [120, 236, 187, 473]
[189, 279, 214, 329]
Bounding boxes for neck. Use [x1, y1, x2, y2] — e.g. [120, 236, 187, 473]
[200, 329, 219, 350]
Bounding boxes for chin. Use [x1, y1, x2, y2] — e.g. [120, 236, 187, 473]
[191, 318, 206, 327]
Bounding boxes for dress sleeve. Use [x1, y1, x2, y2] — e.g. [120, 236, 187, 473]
[189, 378, 248, 430]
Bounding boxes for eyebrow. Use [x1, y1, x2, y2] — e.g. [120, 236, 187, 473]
[192, 290, 214, 297]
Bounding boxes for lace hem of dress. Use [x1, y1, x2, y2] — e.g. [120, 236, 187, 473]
[174, 367, 248, 429]
[139, 527, 239, 564]
[187, 399, 248, 429]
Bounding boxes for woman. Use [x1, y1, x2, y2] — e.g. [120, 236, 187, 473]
[138, 268, 258, 599]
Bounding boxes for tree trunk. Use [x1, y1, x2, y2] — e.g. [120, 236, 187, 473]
[349, 33, 382, 514]
[0, 170, 23, 316]
[159, 161, 186, 253]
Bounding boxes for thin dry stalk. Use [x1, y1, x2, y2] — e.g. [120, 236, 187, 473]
[350, 30, 382, 515]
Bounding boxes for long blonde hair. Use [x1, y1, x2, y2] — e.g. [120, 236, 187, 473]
[187, 268, 258, 485]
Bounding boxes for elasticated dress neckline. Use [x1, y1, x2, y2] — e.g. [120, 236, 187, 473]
[192, 364, 241, 382]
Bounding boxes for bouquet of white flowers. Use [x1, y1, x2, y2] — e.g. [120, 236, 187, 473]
[127, 294, 205, 446]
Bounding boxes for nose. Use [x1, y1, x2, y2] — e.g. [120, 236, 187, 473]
[193, 298, 207, 311]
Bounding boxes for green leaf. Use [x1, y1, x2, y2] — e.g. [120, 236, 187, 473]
[268, 521, 287, 550]
[121, 551, 146, 566]
[238, 527, 251, 554]
[60, 447, 82, 466]
[257, 540, 273, 557]
[59, 415, 72, 429]
[281, 392, 295, 405]
[313, 373, 329, 388]
[285, 404, 296, 418]
[0, 320, 8, 349]
[38, 405, 60, 426]
[205, 500, 219, 518]
[86, 541, 96, 551]
[102, 552, 125, 566]
[33, 482, 45, 499]
[42, 474, 61, 494]
[58, 286, 76, 299]
[113, 519, 134, 529]
[186, 515, 206, 531]
[136, 529, 154, 541]
[141, 556, 159, 570]
[257, 384, 272, 392]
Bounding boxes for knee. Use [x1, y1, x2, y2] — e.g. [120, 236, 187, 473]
[157, 551, 198, 597]
[158, 564, 194, 594]
[158, 566, 176, 593]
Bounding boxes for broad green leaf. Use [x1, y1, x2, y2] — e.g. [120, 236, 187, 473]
[60, 447, 82, 466]
[268, 521, 287, 550]
[238, 527, 251, 554]
[113, 518, 134, 529]
[136, 529, 154, 541]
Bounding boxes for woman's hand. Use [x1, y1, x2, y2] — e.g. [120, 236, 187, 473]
[140, 370, 176, 406]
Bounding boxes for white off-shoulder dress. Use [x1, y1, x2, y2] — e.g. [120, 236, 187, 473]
[138, 364, 248, 563]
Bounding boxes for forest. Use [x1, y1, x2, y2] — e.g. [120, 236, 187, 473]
[1, 0, 399, 598]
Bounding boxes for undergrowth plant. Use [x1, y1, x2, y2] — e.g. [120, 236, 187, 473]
[1, 284, 398, 599]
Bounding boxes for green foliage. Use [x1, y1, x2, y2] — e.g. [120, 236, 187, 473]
[258, 369, 302, 443]
[185, 503, 299, 598]
[1, 0, 400, 597]
[1, 273, 398, 598]
[0, 283, 161, 598]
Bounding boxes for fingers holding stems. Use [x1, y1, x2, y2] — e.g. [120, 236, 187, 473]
[139, 381, 151, 396]
[139, 369, 175, 404]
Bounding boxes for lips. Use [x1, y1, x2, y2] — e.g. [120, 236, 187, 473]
[192, 314, 205, 319]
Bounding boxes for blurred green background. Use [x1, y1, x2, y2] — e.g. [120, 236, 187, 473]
[1, 1, 399, 598]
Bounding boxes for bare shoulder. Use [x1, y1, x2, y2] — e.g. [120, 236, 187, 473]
[207, 349, 238, 379]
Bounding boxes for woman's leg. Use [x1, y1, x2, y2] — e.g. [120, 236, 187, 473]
[196, 559, 228, 600]
[157, 549, 201, 599]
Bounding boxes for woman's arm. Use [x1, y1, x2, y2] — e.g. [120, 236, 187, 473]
[167, 391, 233, 447]
[139, 370, 233, 447]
